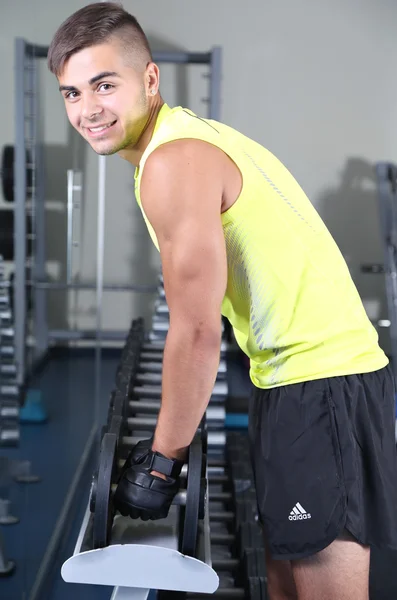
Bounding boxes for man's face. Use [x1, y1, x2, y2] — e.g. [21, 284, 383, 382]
[58, 41, 150, 155]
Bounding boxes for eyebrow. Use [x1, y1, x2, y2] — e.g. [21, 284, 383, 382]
[59, 71, 121, 93]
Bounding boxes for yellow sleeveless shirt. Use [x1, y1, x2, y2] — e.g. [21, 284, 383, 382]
[134, 104, 388, 388]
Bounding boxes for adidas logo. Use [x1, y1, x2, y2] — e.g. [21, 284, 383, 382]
[289, 502, 311, 521]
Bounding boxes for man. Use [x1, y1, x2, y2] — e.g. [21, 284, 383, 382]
[48, 4, 397, 599]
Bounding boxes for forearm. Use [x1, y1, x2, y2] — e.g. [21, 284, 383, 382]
[152, 321, 222, 459]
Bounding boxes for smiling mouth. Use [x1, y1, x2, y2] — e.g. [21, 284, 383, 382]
[86, 120, 117, 134]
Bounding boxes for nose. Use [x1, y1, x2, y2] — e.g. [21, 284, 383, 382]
[80, 92, 103, 121]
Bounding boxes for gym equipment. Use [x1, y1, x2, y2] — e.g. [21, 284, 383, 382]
[0, 400, 19, 420]
[19, 390, 48, 424]
[0, 529, 15, 577]
[132, 382, 228, 402]
[0, 423, 20, 447]
[0, 384, 18, 397]
[0, 346, 14, 358]
[0, 210, 32, 261]
[61, 307, 265, 598]
[1, 145, 33, 203]
[0, 257, 21, 447]
[11, 40, 222, 392]
[0, 363, 17, 378]
[62, 322, 219, 598]
[367, 163, 397, 379]
[0, 499, 19, 526]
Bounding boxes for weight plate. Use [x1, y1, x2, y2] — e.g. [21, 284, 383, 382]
[248, 576, 268, 599]
[244, 548, 267, 578]
[89, 472, 98, 513]
[108, 391, 127, 422]
[92, 432, 117, 549]
[181, 434, 203, 557]
[2, 146, 14, 203]
[108, 415, 123, 449]
[0, 213, 33, 261]
[1, 145, 33, 203]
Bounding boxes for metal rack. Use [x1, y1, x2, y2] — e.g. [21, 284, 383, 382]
[12, 39, 222, 386]
[374, 163, 397, 380]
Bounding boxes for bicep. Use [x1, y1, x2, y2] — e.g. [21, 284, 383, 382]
[140, 140, 227, 327]
[161, 213, 227, 326]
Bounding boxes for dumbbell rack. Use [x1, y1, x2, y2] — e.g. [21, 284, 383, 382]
[371, 164, 397, 382]
[0, 256, 20, 448]
[0, 255, 19, 577]
[62, 277, 268, 599]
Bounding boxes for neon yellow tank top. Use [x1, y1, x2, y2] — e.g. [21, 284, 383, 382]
[134, 104, 388, 388]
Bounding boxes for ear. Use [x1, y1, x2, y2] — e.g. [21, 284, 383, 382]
[145, 62, 160, 96]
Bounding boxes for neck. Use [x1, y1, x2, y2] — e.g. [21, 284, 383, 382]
[118, 97, 164, 167]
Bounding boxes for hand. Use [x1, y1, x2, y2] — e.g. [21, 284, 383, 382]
[120, 437, 153, 475]
[114, 438, 184, 521]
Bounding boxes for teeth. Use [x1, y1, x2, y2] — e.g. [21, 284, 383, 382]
[89, 122, 114, 133]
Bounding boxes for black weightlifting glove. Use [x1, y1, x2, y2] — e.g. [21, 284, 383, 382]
[114, 438, 184, 521]
[119, 437, 153, 476]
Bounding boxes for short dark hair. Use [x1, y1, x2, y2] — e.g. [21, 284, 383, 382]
[47, 2, 152, 77]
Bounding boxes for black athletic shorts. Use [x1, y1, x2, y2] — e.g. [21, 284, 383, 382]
[248, 365, 397, 560]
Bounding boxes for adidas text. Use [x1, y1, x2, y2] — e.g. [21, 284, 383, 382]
[289, 502, 311, 521]
[289, 513, 312, 521]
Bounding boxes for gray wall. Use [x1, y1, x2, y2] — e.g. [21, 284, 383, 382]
[0, 0, 394, 347]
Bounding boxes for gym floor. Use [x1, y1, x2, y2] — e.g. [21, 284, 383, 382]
[0, 348, 396, 600]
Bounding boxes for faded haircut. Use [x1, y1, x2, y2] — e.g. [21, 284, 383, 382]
[47, 2, 152, 76]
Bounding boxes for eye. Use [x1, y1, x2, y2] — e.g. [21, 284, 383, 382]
[65, 91, 78, 100]
[98, 83, 114, 92]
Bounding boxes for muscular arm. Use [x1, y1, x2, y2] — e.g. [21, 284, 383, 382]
[140, 139, 228, 460]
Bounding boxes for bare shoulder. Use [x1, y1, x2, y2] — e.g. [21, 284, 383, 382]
[142, 138, 229, 183]
[140, 139, 229, 223]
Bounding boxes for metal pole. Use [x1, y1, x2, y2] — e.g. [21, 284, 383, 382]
[31, 281, 157, 292]
[95, 155, 106, 432]
[31, 48, 48, 363]
[209, 47, 222, 121]
[48, 329, 128, 341]
[14, 38, 27, 386]
[152, 51, 211, 64]
[33, 136, 49, 361]
[376, 163, 397, 381]
[21, 45, 212, 64]
[66, 170, 75, 285]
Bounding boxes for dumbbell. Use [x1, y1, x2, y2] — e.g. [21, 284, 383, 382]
[0, 400, 19, 420]
[154, 301, 169, 315]
[91, 426, 205, 557]
[143, 339, 228, 354]
[132, 381, 228, 403]
[142, 340, 167, 352]
[0, 327, 14, 340]
[0, 422, 20, 447]
[129, 400, 224, 420]
[152, 310, 168, 321]
[149, 320, 169, 340]
[0, 346, 14, 359]
[127, 408, 225, 433]
[123, 431, 226, 450]
[137, 359, 227, 379]
[0, 308, 11, 322]
[187, 574, 267, 599]
[0, 363, 17, 378]
[0, 384, 19, 397]
[137, 359, 226, 376]
[135, 365, 226, 385]
[0, 294, 10, 308]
